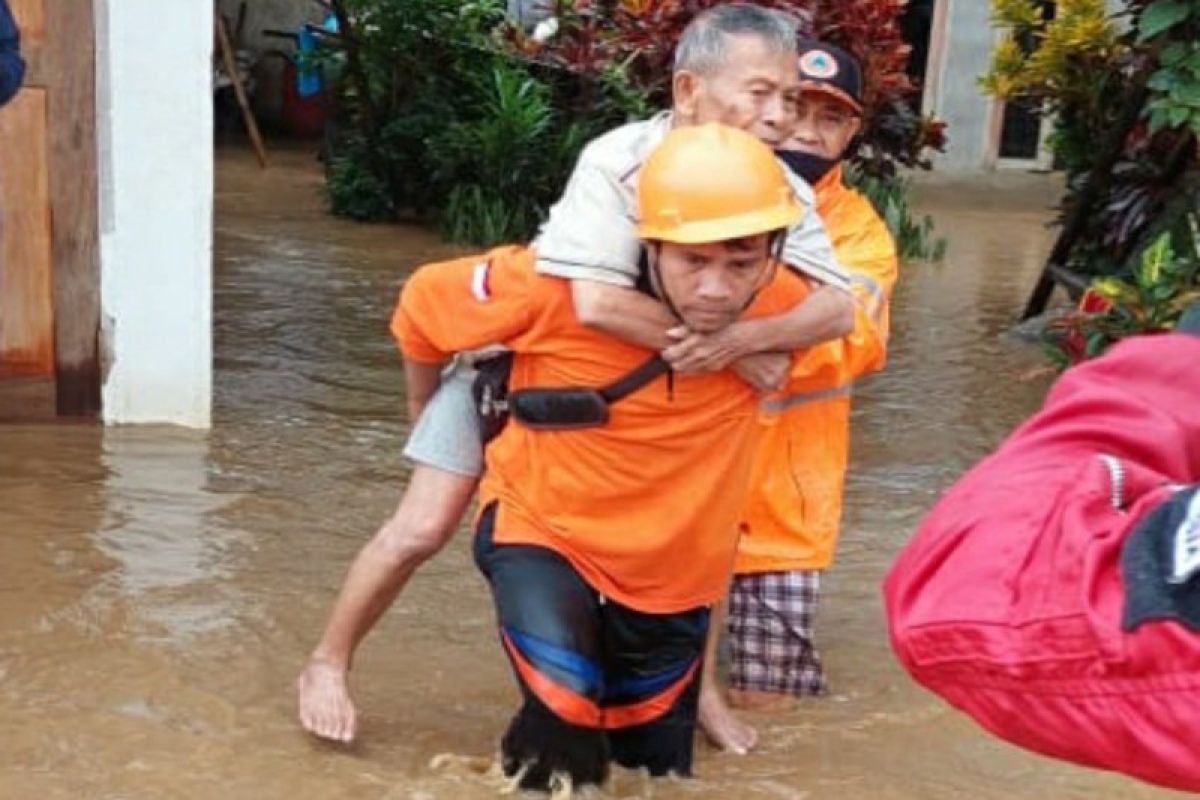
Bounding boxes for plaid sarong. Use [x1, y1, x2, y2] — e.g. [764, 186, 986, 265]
[728, 570, 827, 696]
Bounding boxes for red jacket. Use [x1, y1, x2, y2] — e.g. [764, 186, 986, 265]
[884, 332, 1200, 792]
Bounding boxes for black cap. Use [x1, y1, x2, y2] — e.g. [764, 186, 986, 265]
[1121, 485, 1200, 633]
[796, 40, 864, 113]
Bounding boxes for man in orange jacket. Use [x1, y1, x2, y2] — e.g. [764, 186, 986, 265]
[699, 40, 900, 753]
[392, 125, 811, 790]
[297, 5, 856, 748]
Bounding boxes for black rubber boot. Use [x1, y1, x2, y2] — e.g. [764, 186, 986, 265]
[499, 696, 609, 792]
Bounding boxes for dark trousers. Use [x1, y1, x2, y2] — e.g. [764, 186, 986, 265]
[474, 503, 709, 790]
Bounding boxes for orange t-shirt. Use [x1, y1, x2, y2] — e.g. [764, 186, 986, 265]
[393, 245, 808, 613]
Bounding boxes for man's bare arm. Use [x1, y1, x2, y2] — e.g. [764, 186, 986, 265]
[735, 284, 855, 350]
[659, 285, 854, 374]
[571, 280, 678, 351]
[572, 277, 853, 390]
[403, 359, 446, 422]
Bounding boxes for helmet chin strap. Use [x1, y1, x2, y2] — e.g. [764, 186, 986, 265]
[646, 243, 686, 323]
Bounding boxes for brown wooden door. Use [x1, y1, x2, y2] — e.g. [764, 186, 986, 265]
[0, 0, 99, 420]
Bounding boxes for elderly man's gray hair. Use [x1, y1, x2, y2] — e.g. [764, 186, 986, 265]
[673, 4, 803, 76]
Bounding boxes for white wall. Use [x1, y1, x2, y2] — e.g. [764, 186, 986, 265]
[923, 0, 1131, 172]
[96, 0, 213, 427]
[926, 0, 1001, 172]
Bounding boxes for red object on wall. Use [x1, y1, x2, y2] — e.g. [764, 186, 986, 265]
[281, 61, 327, 138]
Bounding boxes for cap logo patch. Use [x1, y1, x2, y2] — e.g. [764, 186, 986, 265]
[800, 50, 839, 80]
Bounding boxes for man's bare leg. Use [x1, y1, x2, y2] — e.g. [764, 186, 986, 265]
[297, 464, 479, 742]
[697, 596, 758, 754]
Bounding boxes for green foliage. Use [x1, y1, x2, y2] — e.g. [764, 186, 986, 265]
[844, 165, 947, 262]
[325, 136, 394, 221]
[1137, 0, 1194, 40]
[1146, 40, 1200, 135]
[429, 64, 598, 245]
[1093, 214, 1200, 327]
[984, 0, 1200, 362]
[322, 0, 633, 243]
[1046, 211, 1200, 363]
[1133, 0, 1200, 140]
[980, 0, 1125, 147]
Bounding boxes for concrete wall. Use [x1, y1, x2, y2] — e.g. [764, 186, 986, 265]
[508, 0, 552, 27]
[924, 0, 1001, 172]
[922, 0, 1131, 172]
[96, 0, 213, 427]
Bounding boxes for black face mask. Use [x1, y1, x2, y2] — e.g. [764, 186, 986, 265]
[777, 149, 838, 186]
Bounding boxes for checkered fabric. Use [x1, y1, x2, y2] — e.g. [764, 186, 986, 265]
[728, 570, 827, 696]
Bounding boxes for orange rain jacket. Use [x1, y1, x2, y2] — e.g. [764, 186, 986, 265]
[393, 246, 812, 614]
[736, 165, 899, 574]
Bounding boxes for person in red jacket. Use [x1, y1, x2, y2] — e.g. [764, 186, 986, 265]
[884, 302, 1200, 793]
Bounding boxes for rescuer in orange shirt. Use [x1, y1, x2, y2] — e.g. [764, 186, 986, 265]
[390, 125, 811, 791]
[296, 8, 858, 749]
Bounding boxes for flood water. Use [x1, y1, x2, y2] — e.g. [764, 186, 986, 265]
[0, 148, 1185, 799]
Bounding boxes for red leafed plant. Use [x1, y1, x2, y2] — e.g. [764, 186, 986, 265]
[504, 0, 946, 179]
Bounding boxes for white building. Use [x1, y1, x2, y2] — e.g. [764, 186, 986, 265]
[918, 0, 1126, 172]
[0, 0, 212, 427]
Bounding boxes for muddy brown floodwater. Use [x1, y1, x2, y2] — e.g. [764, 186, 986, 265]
[0, 148, 1188, 799]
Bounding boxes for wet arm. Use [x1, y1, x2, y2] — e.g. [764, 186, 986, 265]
[402, 358, 445, 422]
[726, 283, 855, 353]
[571, 280, 676, 351]
[659, 281, 854, 378]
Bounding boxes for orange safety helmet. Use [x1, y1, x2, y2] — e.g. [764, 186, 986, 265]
[638, 124, 803, 244]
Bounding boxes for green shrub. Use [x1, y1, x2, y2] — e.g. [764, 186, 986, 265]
[428, 63, 598, 244]
[325, 136, 394, 222]
[1045, 210, 1200, 365]
[321, 0, 629, 243]
[844, 165, 947, 262]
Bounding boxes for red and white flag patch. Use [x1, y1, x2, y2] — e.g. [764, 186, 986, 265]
[471, 260, 492, 302]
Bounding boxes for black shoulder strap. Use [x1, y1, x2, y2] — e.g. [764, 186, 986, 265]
[599, 355, 670, 404]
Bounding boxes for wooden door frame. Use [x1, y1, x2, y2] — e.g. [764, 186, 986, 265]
[18, 0, 101, 416]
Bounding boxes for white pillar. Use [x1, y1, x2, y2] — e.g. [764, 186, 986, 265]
[96, 0, 213, 427]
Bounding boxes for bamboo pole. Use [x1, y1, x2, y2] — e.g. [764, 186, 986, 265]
[216, 12, 268, 169]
